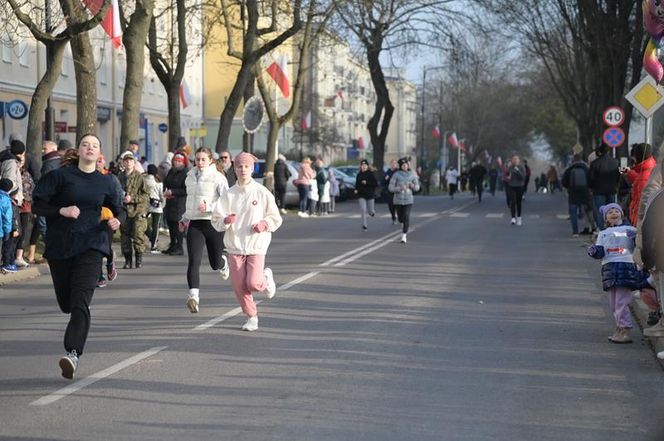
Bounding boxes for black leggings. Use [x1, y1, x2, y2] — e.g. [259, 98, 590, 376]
[149, 212, 162, 248]
[49, 250, 103, 355]
[167, 219, 183, 251]
[396, 204, 412, 233]
[509, 186, 524, 217]
[387, 193, 396, 221]
[17, 212, 34, 251]
[186, 220, 225, 289]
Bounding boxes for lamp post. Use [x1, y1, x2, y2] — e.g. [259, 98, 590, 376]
[439, 130, 453, 186]
[420, 65, 446, 169]
[44, 0, 55, 141]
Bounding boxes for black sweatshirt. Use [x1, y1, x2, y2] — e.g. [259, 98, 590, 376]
[32, 165, 126, 260]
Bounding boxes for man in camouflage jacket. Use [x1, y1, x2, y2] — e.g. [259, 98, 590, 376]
[118, 151, 149, 269]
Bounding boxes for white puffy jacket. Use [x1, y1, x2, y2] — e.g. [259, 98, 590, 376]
[183, 165, 228, 221]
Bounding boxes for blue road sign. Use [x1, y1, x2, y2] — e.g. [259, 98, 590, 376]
[158, 123, 168, 133]
[602, 127, 625, 148]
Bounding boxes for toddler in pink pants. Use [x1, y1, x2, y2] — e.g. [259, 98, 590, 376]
[212, 152, 282, 331]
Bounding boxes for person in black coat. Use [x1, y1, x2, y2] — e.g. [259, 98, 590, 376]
[562, 154, 595, 236]
[355, 159, 378, 231]
[469, 162, 488, 202]
[162, 152, 189, 255]
[273, 154, 291, 213]
[32, 134, 126, 379]
[589, 143, 620, 229]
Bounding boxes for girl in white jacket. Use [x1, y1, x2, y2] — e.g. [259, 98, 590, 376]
[182, 147, 230, 314]
[212, 152, 282, 331]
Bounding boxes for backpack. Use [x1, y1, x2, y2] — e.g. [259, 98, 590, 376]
[569, 166, 587, 190]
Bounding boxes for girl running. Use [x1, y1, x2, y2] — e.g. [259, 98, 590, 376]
[355, 159, 378, 231]
[32, 134, 125, 379]
[212, 152, 282, 331]
[388, 157, 420, 243]
[182, 147, 230, 314]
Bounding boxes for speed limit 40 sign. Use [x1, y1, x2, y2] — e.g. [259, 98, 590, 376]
[603, 106, 625, 127]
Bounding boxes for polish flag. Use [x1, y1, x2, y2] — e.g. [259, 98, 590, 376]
[448, 132, 458, 148]
[459, 139, 466, 152]
[432, 125, 441, 139]
[83, 0, 123, 49]
[337, 90, 345, 101]
[301, 111, 311, 130]
[358, 136, 365, 149]
[266, 55, 290, 98]
[179, 79, 191, 109]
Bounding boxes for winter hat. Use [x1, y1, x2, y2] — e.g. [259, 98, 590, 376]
[398, 157, 409, 167]
[234, 152, 257, 168]
[600, 203, 624, 220]
[9, 140, 25, 156]
[0, 178, 13, 192]
[360, 159, 369, 166]
[147, 164, 158, 176]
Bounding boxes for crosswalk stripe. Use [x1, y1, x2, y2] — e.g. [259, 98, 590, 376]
[450, 212, 470, 218]
[556, 214, 569, 220]
[528, 214, 540, 219]
[485, 213, 504, 218]
[416, 213, 438, 218]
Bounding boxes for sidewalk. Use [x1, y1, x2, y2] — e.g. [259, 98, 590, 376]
[0, 263, 47, 287]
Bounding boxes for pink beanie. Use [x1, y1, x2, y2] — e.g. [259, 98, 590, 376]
[234, 152, 257, 167]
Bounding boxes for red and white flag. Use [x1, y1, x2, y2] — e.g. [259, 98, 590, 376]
[496, 156, 503, 167]
[179, 79, 191, 109]
[337, 90, 344, 101]
[83, 0, 122, 49]
[301, 111, 311, 130]
[447, 132, 458, 148]
[459, 139, 466, 152]
[432, 125, 441, 139]
[266, 55, 290, 98]
[358, 136, 365, 150]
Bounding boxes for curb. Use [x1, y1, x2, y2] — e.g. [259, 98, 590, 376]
[631, 294, 664, 369]
[0, 264, 46, 286]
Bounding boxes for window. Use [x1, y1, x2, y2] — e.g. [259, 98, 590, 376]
[2, 34, 11, 63]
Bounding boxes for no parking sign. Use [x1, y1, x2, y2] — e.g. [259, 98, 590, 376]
[602, 127, 625, 148]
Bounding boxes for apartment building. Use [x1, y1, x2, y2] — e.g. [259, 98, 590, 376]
[0, 3, 204, 163]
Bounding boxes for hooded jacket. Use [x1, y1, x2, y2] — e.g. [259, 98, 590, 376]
[626, 156, 657, 225]
[388, 169, 420, 205]
[183, 164, 228, 221]
[212, 179, 282, 255]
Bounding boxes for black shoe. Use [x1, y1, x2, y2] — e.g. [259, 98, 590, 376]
[135, 253, 143, 268]
[169, 249, 184, 256]
[580, 228, 592, 235]
[122, 253, 132, 269]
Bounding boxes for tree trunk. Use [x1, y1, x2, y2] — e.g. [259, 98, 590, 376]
[120, 0, 154, 151]
[366, 43, 393, 174]
[216, 61, 256, 152]
[167, 84, 181, 151]
[70, 31, 97, 139]
[26, 41, 67, 171]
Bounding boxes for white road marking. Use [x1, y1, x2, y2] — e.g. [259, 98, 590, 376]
[31, 346, 168, 406]
[450, 212, 470, 218]
[486, 213, 504, 218]
[31, 200, 477, 406]
[416, 213, 437, 218]
[529, 214, 540, 219]
[556, 214, 569, 220]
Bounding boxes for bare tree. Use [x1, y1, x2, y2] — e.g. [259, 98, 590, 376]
[214, 0, 303, 153]
[4, 0, 109, 169]
[254, 0, 333, 190]
[334, 0, 455, 173]
[119, 0, 155, 152]
[476, 0, 644, 156]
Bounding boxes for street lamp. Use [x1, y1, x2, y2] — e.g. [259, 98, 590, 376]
[419, 65, 446, 169]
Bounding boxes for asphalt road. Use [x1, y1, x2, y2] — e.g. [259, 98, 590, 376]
[2, 191, 664, 441]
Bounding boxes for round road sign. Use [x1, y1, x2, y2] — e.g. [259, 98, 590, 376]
[6, 100, 28, 120]
[602, 127, 625, 148]
[603, 106, 625, 127]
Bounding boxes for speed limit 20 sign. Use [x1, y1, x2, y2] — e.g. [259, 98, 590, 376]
[603, 106, 625, 127]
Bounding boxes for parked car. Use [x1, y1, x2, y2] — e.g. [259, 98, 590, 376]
[252, 159, 300, 207]
[328, 167, 356, 201]
[335, 165, 360, 180]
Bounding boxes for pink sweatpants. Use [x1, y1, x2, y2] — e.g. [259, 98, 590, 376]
[228, 254, 267, 318]
[608, 287, 633, 329]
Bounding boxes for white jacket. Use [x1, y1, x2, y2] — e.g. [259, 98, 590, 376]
[211, 179, 282, 255]
[183, 165, 229, 221]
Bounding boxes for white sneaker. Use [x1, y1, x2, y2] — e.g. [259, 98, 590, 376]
[280, 208, 287, 214]
[15, 257, 29, 268]
[263, 268, 276, 299]
[400, 234, 407, 243]
[516, 217, 522, 226]
[219, 255, 230, 281]
[510, 217, 516, 225]
[59, 350, 79, 380]
[242, 316, 259, 331]
[297, 211, 309, 218]
[186, 294, 199, 313]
